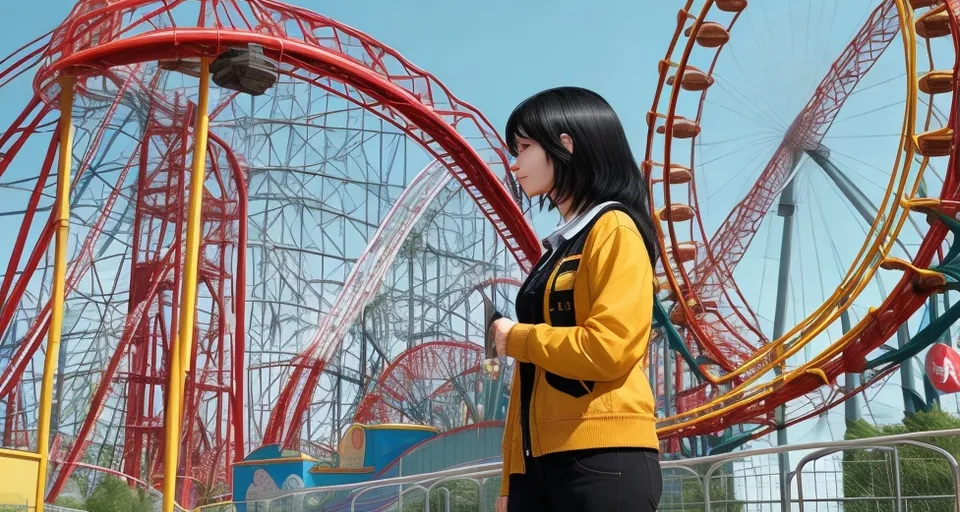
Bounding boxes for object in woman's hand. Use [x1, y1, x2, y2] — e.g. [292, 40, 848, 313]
[485, 311, 504, 359]
[481, 357, 502, 380]
[482, 310, 506, 378]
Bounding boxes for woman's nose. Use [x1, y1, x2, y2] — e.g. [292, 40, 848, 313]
[509, 164, 520, 173]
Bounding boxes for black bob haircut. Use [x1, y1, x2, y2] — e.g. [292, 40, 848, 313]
[505, 86, 660, 266]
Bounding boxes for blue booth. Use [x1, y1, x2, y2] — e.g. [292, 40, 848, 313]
[233, 423, 438, 509]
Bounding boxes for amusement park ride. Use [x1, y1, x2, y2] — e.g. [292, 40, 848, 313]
[2, 0, 960, 510]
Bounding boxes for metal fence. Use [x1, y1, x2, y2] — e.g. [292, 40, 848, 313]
[233, 427, 960, 512]
[8, 428, 956, 510]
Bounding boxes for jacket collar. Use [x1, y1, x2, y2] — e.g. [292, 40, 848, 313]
[543, 200, 622, 250]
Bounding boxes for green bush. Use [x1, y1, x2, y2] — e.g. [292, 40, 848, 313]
[82, 476, 154, 512]
[400, 479, 492, 512]
[843, 408, 960, 512]
[53, 496, 88, 510]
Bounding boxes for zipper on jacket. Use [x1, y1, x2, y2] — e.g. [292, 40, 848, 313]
[530, 366, 541, 454]
[515, 241, 559, 460]
[519, 361, 535, 457]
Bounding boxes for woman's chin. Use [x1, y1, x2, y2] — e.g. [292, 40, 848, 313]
[518, 186, 543, 200]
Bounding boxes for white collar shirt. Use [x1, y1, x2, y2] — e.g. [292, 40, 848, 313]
[542, 200, 622, 254]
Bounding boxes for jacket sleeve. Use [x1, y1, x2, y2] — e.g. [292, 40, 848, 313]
[504, 225, 653, 382]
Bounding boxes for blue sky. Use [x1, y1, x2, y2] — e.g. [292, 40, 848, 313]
[0, 0, 677, 237]
[2, 0, 959, 447]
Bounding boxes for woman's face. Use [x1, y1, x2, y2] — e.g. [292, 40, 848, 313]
[511, 136, 555, 199]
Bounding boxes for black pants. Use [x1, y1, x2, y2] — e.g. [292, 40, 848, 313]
[508, 447, 662, 511]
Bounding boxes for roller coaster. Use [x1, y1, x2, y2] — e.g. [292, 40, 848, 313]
[1, 0, 960, 510]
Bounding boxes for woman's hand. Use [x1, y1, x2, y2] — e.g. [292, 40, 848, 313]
[491, 317, 516, 357]
[496, 496, 508, 512]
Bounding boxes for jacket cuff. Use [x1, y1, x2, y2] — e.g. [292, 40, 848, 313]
[499, 471, 510, 496]
[506, 323, 532, 362]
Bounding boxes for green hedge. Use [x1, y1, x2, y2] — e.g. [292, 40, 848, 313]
[400, 478, 499, 512]
[51, 476, 154, 512]
[843, 408, 960, 512]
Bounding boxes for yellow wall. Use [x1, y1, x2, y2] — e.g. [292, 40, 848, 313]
[0, 448, 39, 508]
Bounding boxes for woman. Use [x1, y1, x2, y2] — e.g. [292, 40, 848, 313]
[491, 86, 663, 511]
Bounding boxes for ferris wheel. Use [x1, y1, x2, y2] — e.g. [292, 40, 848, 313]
[645, 0, 960, 452]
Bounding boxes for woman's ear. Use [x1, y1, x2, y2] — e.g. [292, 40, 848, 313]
[560, 133, 574, 154]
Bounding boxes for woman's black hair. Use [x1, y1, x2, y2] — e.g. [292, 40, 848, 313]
[505, 86, 660, 266]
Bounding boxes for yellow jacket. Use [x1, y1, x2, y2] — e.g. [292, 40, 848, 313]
[499, 207, 658, 496]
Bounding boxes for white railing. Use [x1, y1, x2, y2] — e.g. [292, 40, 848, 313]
[154, 427, 960, 511]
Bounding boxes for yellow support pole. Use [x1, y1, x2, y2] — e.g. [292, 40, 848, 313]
[34, 75, 74, 512]
[162, 58, 210, 512]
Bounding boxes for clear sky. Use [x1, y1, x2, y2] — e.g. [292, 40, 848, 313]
[2, 0, 959, 456]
